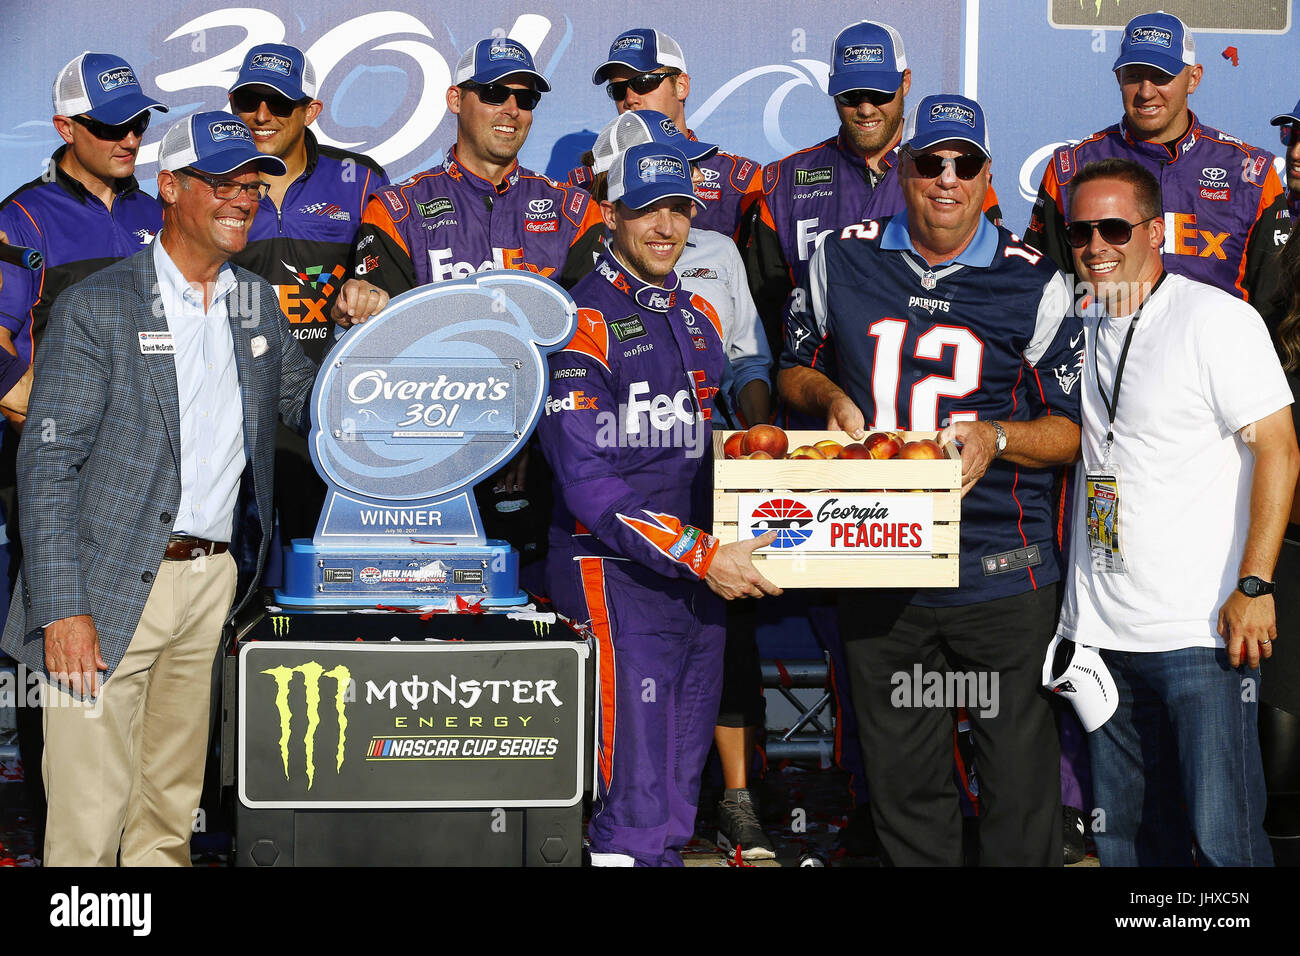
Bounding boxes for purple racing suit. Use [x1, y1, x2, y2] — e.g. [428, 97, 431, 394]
[1025, 113, 1285, 300]
[537, 248, 726, 866]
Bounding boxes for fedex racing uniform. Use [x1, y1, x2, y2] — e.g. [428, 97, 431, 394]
[783, 212, 1082, 864]
[569, 138, 763, 239]
[538, 249, 726, 867]
[351, 147, 604, 294]
[742, 135, 1001, 354]
[1025, 114, 1286, 300]
[232, 130, 386, 364]
[0, 148, 161, 373]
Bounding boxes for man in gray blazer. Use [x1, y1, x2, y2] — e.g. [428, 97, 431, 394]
[1, 112, 317, 865]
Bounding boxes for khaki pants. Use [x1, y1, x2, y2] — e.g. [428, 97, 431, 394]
[42, 551, 236, 866]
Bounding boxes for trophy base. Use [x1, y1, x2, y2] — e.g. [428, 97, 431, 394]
[275, 538, 529, 608]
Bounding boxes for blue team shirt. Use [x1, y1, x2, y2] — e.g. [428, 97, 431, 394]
[782, 212, 1083, 606]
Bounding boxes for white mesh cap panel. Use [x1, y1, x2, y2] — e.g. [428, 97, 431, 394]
[299, 55, 318, 97]
[453, 47, 478, 85]
[52, 53, 92, 117]
[591, 113, 655, 174]
[606, 150, 631, 203]
[1180, 20, 1196, 65]
[651, 30, 687, 72]
[878, 22, 907, 71]
[157, 118, 198, 173]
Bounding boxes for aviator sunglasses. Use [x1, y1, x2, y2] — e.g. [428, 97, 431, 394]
[73, 112, 150, 141]
[606, 70, 680, 102]
[903, 148, 987, 180]
[1065, 216, 1159, 249]
[460, 81, 542, 110]
[834, 89, 897, 108]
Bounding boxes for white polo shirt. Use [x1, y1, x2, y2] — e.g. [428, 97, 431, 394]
[1057, 273, 1292, 652]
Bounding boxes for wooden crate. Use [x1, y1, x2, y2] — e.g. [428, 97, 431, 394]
[713, 430, 962, 588]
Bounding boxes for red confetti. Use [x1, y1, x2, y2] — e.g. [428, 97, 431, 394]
[1222, 46, 1239, 67]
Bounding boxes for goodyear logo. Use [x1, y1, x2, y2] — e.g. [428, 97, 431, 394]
[97, 67, 138, 92]
[261, 661, 351, 789]
[613, 35, 645, 52]
[209, 120, 251, 142]
[929, 103, 977, 128]
[638, 155, 686, 182]
[842, 43, 885, 65]
[1130, 26, 1173, 48]
[250, 52, 294, 76]
[488, 42, 528, 63]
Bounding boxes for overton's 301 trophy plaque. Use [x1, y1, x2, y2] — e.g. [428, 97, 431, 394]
[276, 270, 577, 607]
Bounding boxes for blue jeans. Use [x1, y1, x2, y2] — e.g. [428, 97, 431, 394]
[1088, 646, 1272, 867]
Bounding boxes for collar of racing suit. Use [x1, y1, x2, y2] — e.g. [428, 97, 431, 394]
[444, 146, 521, 196]
[48, 144, 143, 205]
[595, 245, 684, 313]
[1119, 110, 1202, 164]
[833, 133, 897, 184]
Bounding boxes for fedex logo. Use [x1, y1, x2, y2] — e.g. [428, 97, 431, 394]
[1163, 212, 1228, 259]
[796, 217, 833, 261]
[545, 390, 597, 415]
[625, 381, 694, 434]
[430, 247, 555, 281]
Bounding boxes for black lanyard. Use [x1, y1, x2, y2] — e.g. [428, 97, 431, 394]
[1092, 273, 1167, 451]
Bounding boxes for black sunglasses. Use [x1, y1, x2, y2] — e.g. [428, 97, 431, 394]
[903, 148, 986, 180]
[1065, 215, 1159, 249]
[1280, 122, 1299, 147]
[73, 112, 150, 141]
[178, 168, 270, 201]
[834, 88, 897, 108]
[461, 81, 541, 110]
[605, 70, 680, 102]
[230, 88, 306, 117]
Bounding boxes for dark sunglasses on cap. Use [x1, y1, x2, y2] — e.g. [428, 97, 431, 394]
[461, 81, 542, 110]
[1280, 122, 1299, 147]
[73, 112, 150, 141]
[1065, 215, 1159, 249]
[605, 70, 680, 102]
[834, 88, 897, 108]
[230, 88, 308, 117]
[903, 148, 987, 180]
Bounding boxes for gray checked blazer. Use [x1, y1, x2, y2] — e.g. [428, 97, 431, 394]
[0, 246, 317, 680]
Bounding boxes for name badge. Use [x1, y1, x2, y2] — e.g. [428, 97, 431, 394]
[1085, 471, 1127, 573]
[138, 331, 175, 355]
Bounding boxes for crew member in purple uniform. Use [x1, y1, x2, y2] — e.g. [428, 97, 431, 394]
[781, 95, 1080, 865]
[1026, 10, 1285, 302]
[538, 143, 779, 866]
[576, 28, 762, 240]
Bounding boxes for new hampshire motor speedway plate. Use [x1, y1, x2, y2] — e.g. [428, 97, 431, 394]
[239, 641, 587, 809]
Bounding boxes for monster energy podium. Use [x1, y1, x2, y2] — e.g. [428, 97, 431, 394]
[225, 607, 593, 867]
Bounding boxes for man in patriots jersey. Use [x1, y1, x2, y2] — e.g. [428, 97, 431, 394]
[577, 28, 762, 240]
[1025, 11, 1285, 303]
[742, 21, 1001, 355]
[780, 95, 1082, 865]
[538, 143, 779, 866]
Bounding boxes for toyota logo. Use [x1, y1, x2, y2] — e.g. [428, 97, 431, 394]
[529, 199, 553, 214]
[1202, 167, 1227, 181]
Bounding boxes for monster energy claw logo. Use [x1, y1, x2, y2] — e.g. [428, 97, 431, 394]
[532, 619, 551, 637]
[270, 615, 290, 637]
[261, 661, 351, 789]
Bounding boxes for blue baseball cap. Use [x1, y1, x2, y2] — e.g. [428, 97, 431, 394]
[453, 38, 551, 92]
[230, 43, 317, 100]
[156, 112, 287, 176]
[827, 21, 907, 96]
[1270, 99, 1300, 127]
[592, 29, 687, 84]
[608, 142, 705, 210]
[1112, 11, 1196, 76]
[902, 94, 991, 158]
[591, 110, 717, 174]
[53, 52, 168, 125]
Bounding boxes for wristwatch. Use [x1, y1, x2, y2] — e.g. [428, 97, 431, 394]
[1237, 576, 1275, 598]
[991, 420, 1007, 458]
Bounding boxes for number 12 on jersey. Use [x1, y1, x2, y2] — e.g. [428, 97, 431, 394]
[866, 319, 984, 431]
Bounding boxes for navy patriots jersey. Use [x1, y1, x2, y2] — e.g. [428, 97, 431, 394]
[782, 213, 1082, 606]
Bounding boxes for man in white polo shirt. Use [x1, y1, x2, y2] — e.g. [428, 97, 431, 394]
[1056, 157, 1299, 866]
